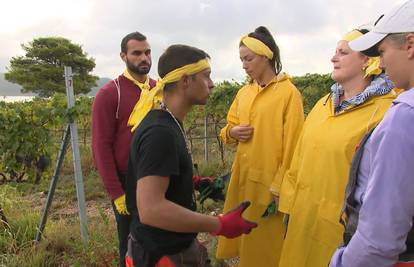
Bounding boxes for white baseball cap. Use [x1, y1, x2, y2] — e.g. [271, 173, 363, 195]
[350, 0, 414, 56]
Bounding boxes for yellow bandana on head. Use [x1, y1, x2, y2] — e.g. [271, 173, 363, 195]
[341, 30, 363, 42]
[341, 30, 382, 78]
[240, 35, 273, 60]
[128, 58, 211, 132]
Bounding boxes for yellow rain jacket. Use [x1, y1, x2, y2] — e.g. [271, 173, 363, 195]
[278, 90, 398, 267]
[216, 73, 304, 267]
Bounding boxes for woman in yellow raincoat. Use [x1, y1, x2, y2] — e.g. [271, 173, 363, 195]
[278, 29, 399, 267]
[216, 26, 304, 267]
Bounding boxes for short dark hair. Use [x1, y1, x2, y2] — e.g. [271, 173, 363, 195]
[240, 26, 282, 74]
[158, 44, 210, 91]
[121, 32, 147, 53]
[387, 32, 411, 47]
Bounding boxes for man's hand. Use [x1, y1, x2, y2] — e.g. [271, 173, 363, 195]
[114, 194, 130, 215]
[229, 125, 254, 142]
[213, 201, 258, 238]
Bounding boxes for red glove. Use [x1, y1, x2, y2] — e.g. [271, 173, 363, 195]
[192, 175, 213, 190]
[213, 201, 257, 238]
[192, 175, 202, 188]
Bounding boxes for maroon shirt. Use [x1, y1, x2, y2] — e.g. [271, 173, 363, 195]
[91, 74, 156, 200]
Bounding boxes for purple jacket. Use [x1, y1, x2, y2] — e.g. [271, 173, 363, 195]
[330, 88, 414, 267]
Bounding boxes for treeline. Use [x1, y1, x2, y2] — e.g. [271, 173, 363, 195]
[0, 73, 334, 183]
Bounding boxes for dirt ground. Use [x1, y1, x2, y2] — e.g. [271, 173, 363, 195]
[29, 189, 239, 266]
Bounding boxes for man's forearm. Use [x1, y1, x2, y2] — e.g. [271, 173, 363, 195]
[138, 197, 220, 233]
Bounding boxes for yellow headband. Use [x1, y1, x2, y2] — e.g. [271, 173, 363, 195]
[240, 35, 273, 60]
[341, 30, 382, 78]
[341, 30, 363, 42]
[128, 58, 211, 131]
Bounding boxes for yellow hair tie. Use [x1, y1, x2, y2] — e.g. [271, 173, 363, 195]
[364, 57, 382, 78]
[240, 35, 273, 60]
[341, 30, 382, 78]
[128, 58, 211, 131]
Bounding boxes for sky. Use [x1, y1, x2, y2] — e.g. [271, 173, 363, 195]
[0, 0, 404, 82]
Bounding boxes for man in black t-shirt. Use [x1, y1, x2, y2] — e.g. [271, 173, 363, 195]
[125, 45, 257, 267]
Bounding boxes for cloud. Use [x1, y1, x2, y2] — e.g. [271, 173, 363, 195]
[0, 0, 402, 82]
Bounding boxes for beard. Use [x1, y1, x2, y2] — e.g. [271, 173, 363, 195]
[126, 58, 151, 75]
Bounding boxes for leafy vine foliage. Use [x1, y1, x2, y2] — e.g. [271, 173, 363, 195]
[0, 74, 333, 183]
[0, 94, 93, 184]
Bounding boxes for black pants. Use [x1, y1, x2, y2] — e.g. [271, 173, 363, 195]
[126, 235, 211, 267]
[112, 202, 132, 267]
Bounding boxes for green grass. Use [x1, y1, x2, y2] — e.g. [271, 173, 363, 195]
[0, 146, 119, 267]
[0, 181, 118, 267]
[0, 137, 235, 267]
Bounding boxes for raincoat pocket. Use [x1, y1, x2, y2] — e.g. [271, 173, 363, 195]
[311, 200, 343, 248]
[245, 168, 273, 209]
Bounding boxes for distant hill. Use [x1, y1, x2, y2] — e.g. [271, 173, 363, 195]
[88, 77, 111, 96]
[0, 73, 111, 96]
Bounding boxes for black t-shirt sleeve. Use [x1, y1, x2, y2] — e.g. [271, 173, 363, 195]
[134, 126, 179, 180]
